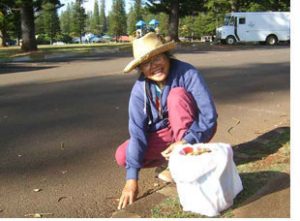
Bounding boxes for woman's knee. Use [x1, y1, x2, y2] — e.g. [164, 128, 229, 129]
[167, 87, 189, 106]
[167, 88, 197, 140]
[167, 87, 196, 112]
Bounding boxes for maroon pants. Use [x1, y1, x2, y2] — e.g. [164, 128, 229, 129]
[115, 87, 216, 168]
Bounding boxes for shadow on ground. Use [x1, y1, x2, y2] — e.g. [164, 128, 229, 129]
[230, 126, 290, 211]
[233, 126, 290, 165]
[231, 171, 289, 209]
[0, 54, 129, 75]
[0, 63, 59, 75]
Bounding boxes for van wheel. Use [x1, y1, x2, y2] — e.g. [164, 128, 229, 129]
[266, 35, 278, 45]
[226, 36, 236, 45]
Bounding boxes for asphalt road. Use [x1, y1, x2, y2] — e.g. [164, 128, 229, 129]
[0, 45, 290, 217]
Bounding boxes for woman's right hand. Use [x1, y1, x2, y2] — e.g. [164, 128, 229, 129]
[118, 179, 138, 210]
[161, 140, 187, 160]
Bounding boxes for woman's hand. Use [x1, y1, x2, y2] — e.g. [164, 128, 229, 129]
[161, 140, 187, 160]
[118, 179, 139, 210]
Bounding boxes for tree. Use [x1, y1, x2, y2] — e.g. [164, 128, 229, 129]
[0, 0, 12, 46]
[60, 2, 72, 34]
[19, 0, 37, 51]
[99, 0, 107, 33]
[71, 0, 86, 42]
[229, 0, 290, 12]
[90, 0, 100, 34]
[35, 1, 60, 44]
[127, 0, 143, 35]
[127, 6, 135, 35]
[134, 0, 143, 21]
[109, 0, 127, 41]
[9, 0, 62, 51]
[204, 0, 231, 33]
[145, 0, 205, 41]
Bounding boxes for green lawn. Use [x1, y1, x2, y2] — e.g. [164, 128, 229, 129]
[0, 43, 131, 61]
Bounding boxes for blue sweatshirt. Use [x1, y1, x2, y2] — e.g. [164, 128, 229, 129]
[126, 59, 218, 180]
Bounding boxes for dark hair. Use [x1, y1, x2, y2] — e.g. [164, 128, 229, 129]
[164, 51, 175, 59]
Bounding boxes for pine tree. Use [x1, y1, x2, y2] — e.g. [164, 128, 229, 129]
[13, 0, 62, 51]
[18, 0, 38, 51]
[71, 0, 86, 42]
[134, 0, 142, 21]
[90, 0, 100, 34]
[60, 3, 72, 35]
[0, 0, 12, 46]
[41, 2, 61, 44]
[99, 0, 107, 33]
[127, 0, 143, 35]
[110, 0, 127, 41]
[127, 6, 136, 35]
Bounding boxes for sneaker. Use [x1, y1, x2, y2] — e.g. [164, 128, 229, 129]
[158, 168, 174, 183]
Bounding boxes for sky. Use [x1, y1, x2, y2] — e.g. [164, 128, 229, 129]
[59, 0, 132, 14]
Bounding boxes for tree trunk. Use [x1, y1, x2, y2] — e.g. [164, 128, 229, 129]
[20, 1, 37, 51]
[0, 31, 3, 47]
[168, 0, 180, 42]
[0, 29, 8, 47]
[0, 14, 8, 47]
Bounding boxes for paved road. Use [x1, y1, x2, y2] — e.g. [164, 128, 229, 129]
[0, 45, 290, 217]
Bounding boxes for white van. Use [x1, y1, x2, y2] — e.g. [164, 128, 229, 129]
[216, 12, 290, 45]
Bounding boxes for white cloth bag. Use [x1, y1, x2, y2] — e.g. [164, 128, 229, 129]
[169, 143, 243, 217]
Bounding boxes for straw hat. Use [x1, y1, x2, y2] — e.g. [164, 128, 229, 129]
[123, 32, 176, 73]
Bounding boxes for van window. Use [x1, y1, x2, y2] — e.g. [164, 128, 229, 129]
[239, 17, 246, 24]
[224, 16, 235, 26]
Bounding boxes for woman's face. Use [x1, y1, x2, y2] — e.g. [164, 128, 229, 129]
[139, 54, 170, 84]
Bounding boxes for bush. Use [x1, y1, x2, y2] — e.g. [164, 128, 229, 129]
[36, 34, 51, 45]
[56, 33, 72, 43]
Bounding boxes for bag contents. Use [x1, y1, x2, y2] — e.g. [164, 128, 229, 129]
[180, 146, 211, 155]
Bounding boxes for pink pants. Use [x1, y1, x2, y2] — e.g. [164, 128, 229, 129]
[115, 87, 214, 168]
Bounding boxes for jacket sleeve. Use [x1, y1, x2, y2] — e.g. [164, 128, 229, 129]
[126, 87, 148, 180]
[182, 69, 218, 144]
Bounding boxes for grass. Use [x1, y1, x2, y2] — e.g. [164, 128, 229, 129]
[0, 42, 131, 61]
[151, 128, 290, 218]
[151, 197, 205, 218]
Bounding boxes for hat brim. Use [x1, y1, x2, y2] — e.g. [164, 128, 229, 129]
[123, 41, 176, 73]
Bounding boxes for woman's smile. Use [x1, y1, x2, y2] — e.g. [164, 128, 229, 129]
[140, 53, 170, 86]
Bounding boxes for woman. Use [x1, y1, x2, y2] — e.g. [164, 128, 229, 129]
[115, 32, 218, 209]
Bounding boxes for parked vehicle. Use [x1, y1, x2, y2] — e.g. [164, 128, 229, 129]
[72, 37, 83, 43]
[113, 35, 130, 42]
[216, 12, 290, 45]
[52, 41, 66, 45]
[101, 34, 112, 42]
[90, 36, 103, 43]
[5, 39, 17, 46]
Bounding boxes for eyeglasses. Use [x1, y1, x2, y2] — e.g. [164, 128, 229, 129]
[140, 54, 165, 70]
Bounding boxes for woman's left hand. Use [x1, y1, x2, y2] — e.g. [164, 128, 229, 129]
[161, 140, 186, 160]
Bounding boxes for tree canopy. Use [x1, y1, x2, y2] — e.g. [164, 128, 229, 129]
[109, 0, 127, 41]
